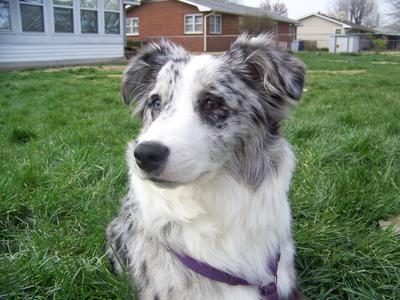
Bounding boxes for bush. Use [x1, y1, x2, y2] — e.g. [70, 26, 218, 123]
[303, 40, 318, 51]
[126, 40, 143, 48]
[372, 39, 387, 54]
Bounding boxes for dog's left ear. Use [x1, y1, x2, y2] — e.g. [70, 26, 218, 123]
[225, 34, 305, 102]
[121, 40, 187, 107]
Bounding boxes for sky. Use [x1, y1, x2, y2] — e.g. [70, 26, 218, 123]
[242, 0, 391, 21]
[242, 0, 331, 19]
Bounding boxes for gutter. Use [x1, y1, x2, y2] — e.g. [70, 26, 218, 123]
[203, 11, 216, 52]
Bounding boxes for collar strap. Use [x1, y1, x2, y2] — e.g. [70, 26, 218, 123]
[170, 249, 280, 300]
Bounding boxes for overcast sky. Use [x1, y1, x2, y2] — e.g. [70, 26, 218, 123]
[242, 0, 391, 21]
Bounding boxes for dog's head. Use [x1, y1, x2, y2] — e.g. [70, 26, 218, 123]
[122, 34, 305, 187]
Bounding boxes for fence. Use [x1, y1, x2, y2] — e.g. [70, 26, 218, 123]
[287, 32, 400, 52]
[129, 32, 400, 55]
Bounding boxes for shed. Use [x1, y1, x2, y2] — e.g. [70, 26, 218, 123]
[297, 12, 374, 49]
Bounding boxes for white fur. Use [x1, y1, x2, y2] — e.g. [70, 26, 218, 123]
[126, 139, 297, 299]
[137, 55, 225, 184]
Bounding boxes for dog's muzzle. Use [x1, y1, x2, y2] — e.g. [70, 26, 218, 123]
[134, 141, 169, 173]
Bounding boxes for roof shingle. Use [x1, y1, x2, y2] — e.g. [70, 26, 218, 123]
[180, 0, 298, 24]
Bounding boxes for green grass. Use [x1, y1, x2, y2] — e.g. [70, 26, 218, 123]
[1, 53, 399, 299]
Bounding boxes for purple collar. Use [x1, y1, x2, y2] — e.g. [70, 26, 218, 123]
[170, 249, 281, 300]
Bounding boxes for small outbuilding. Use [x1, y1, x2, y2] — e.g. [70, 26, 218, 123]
[297, 12, 374, 50]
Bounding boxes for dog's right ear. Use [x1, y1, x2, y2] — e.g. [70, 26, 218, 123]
[121, 40, 187, 107]
[225, 34, 305, 103]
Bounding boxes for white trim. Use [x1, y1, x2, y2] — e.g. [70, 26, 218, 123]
[104, 0, 121, 34]
[80, 0, 99, 34]
[184, 13, 203, 34]
[0, 0, 12, 31]
[297, 13, 350, 28]
[209, 14, 221, 34]
[126, 16, 138, 35]
[104, 0, 120, 12]
[80, 0, 98, 10]
[334, 27, 342, 35]
[19, 0, 46, 33]
[203, 11, 214, 52]
[51, 0, 74, 34]
[179, 0, 210, 12]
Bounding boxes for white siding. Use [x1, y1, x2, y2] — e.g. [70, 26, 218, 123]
[297, 15, 344, 49]
[0, 44, 123, 62]
[0, 0, 125, 68]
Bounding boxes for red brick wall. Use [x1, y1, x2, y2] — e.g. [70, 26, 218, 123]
[126, 0, 199, 51]
[207, 14, 239, 52]
[127, 0, 241, 52]
[126, 0, 294, 52]
[277, 23, 296, 50]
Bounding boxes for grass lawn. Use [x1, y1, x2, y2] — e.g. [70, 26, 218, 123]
[1, 53, 400, 299]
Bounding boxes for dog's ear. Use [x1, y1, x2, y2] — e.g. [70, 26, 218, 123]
[225, 34, 305, 102]
[121, 40, 187, 107]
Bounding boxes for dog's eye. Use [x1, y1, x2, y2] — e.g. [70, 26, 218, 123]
[203, 94, 224, 112]
[150, 95, 161, 110]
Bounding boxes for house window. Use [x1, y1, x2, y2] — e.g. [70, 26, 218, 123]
[126, 17, 138, 35]
[20, 0, 45, 32]
[334, 28, 342, 35]
[209, 15, 221, 34]
[184, 14, 202, 34]
[104, 0, 120, 34]
[80, 0, 98, 33]
[0, 1, 11, 30]
[53, 0, 74, 33]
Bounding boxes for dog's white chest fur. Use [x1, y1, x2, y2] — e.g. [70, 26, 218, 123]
[107, 141, 297, 300]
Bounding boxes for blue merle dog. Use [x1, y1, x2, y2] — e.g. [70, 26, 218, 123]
[107, 34, 305, 300]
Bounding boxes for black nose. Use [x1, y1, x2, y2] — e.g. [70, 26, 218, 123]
[134, 142, 169, 173]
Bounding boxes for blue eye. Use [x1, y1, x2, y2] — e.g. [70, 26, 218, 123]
[151, 95, 161, 110]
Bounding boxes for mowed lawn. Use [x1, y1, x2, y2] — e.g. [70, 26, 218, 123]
[1, 52, 400, 299]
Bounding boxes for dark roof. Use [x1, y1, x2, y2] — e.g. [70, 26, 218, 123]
[185, 0, 298, 24]
[375, 26, 400, 36]
[299, 13, 374, 32]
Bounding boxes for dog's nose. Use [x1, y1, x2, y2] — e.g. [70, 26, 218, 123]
[134, 142, 169, 173]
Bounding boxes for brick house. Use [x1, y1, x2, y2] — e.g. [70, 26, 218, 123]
[125, 0, 298, 52]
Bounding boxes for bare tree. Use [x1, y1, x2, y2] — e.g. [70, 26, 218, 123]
[386, 0, 400, 29]
[260, 0, 289, 17]
[329, 0, 380, 27]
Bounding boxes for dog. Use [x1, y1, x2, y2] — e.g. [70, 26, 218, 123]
[106, 34, 305, 300]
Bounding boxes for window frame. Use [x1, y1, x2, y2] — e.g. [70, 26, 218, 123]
[126, 16, 139, 36]
[273, 23, 279, 34]
[0, 0, 11, 31]
[19, 0, 45, 33]
[288, 23, 293, 36]
[80, 0, 98, 34]
[209, 14, 221, 34]
[52, 0, 74, 34]
[104, 0, 120, 35]
[334, 27, 343, 35]
[184, 13, 203, 34]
